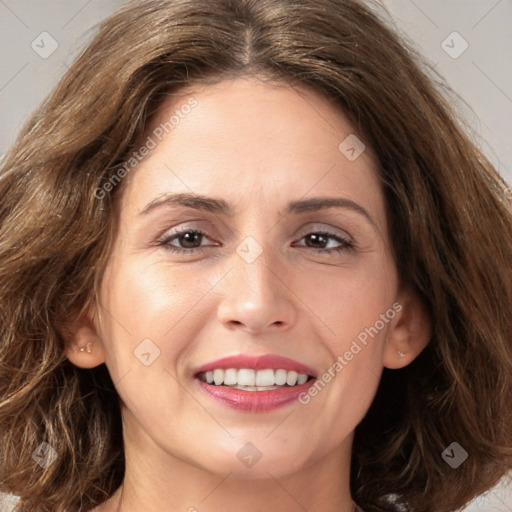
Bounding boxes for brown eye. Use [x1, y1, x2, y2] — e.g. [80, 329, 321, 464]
[293, 231, 355, 254]
[173, 231, 204, 249]
[159, 229, 215, 254]
[304, 233, 330, 249]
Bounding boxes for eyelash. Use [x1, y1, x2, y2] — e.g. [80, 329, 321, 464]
[157, 228, 355, 255]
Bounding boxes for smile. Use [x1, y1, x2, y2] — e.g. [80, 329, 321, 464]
[194, 354, 317, 411]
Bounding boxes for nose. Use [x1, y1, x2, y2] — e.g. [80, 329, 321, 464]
[216, 243, 298, 335]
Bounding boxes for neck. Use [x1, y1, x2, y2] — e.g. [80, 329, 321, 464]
[100, 411, 357, 512]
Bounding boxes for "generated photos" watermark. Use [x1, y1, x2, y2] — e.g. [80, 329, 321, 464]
[298, 301, 402, 405]
[94, 97, 197, 200]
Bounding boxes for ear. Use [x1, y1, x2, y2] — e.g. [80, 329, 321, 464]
[62, 307, 106, 369]
[383, 289, 431, 369]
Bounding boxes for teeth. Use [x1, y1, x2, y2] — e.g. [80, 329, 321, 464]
[237, 369, 256, 386]
[200, 368, 310, 387]
[255, 369, 274, 386]
[297, 374, 308, 385]
[275, 369, 287, 385]
[223, 368, 238, 385]
[213, 369, 224, 386]
[286, 371, 298, 386]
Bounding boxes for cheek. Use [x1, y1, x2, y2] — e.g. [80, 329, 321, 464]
[103, 255, 210, 325]
[96, 258, 213, 421]
[296, 251, 397, 347]
[298, 252, 396, 406]
[97, 257, 214, 377]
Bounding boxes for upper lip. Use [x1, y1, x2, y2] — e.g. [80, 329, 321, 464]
[195, 354, 317, 378]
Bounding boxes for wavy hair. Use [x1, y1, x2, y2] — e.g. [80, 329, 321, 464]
[1, 1, 511, 511]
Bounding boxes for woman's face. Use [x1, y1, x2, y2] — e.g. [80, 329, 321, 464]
[92, 77, 403, 479]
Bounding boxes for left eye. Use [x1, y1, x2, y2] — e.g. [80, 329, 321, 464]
[158, 229, 354, 255]
[292, 231, 354, 254]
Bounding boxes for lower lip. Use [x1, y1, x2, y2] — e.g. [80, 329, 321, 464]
[196, 378, 316, 411]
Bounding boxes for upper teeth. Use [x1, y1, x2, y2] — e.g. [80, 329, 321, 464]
[203, 368, 309, 387]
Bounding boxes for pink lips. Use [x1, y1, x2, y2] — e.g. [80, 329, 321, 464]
[194, 354, 317, 412]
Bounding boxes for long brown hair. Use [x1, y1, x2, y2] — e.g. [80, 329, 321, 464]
[1, 1, 511, 511]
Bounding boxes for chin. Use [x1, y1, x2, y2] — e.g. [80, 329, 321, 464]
[196, 446, 312, 481]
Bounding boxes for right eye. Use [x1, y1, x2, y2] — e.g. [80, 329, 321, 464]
[158, 229, 218, 254]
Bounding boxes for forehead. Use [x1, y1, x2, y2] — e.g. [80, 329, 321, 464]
[119, 77, 383, 224]
[144, 76, 375, 163]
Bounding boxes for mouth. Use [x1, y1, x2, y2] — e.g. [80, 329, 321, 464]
[193, 354, 317, 411]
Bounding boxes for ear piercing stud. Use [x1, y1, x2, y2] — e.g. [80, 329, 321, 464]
[397, 349, 405, 357]
[79, 343, 92, 353]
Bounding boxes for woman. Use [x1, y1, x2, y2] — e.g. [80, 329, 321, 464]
[0, 1, 511, 511]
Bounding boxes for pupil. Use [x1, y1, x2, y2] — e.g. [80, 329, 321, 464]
[181, 232, 200, 248]
[307, 233, 326, 248]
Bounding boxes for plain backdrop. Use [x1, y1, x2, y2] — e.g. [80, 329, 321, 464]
[0, 1, 511, 511]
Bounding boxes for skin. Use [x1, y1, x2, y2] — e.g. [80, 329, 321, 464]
[66, 76, 431, 512]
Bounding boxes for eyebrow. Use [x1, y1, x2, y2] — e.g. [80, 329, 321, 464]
[139, 192, 376, 227]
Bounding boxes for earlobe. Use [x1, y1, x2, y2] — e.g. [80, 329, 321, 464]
[62, 309, 106, 369]
[383, 290, 431, 369]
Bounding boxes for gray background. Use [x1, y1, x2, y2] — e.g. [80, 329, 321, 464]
[0, 1, 511, 510]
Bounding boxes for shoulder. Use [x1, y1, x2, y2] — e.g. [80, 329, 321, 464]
[0, 492, 19, 511]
